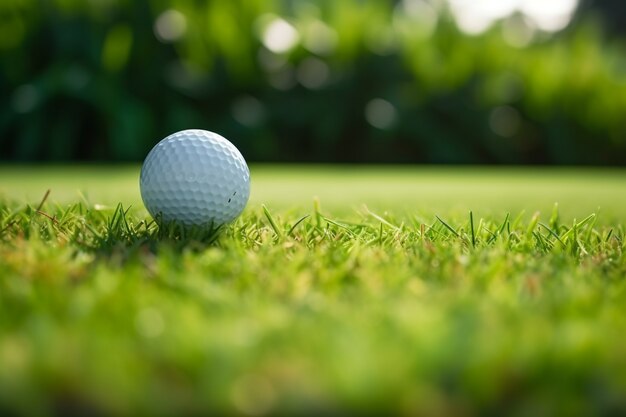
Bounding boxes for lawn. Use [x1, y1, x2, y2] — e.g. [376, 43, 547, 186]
[1, 165, 625, 416]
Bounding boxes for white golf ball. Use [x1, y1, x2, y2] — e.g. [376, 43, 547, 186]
[140, 129, 250, 227]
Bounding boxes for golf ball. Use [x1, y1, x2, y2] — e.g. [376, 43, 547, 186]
[140, 129, 250, 227]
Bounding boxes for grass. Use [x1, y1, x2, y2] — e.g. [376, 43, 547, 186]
[1, 166, 626, 416]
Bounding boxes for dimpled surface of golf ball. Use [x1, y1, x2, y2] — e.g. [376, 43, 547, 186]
[140, 129, 250, 227]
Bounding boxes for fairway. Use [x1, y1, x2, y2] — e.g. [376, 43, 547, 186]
[1, 166, 626, 416]
[2, 165, 626, 219]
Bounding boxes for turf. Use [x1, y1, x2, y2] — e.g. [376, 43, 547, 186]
[1, 166, 625, 416]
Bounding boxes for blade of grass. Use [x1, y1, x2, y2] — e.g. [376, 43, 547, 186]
[262, 205, 283, 239]
[533, 231, 551, 252]
[549, 203, 559, 229]
[560, 213, 596, 241]
[36, 210, 59, 225]
[323, 216, 356, 237]
[498, 213, 510, 236]
[526, 212, 540, 235]
[365, 206, 400, 231]
[313, 197, 322, 228]
[287, 214, 310, 236]
[435, 215, 460, 238]
[469, 211, 476, 247]
[539, 223, 566, 248]
[35, 189, 51, 212]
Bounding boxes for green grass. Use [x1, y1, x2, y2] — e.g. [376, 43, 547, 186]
[1, 166, 626, 416]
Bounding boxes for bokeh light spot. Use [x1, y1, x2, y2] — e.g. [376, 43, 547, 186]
[261, 17, 300, 54]
[490, 106, 522, 137]
[449, 0, 518, 34]
[365, 99, 398, 130]
[64, 66, 91, 91]
[232, 96, 266, 127]
[296, 58, 330, 89]
[12, 85, 40, 114]
[393, 0, 439, 41]
[268, 65, 297, 91]
[303, 20, 338, 56]
[520, 0, 578, 32]
[258, 47, 288, 72]
[448, 0, 579, 35]
[154, 9, 187, 43]
[165, 61, 206, 94]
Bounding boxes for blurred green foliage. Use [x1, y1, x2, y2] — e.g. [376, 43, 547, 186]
[1, 0, 626, 164]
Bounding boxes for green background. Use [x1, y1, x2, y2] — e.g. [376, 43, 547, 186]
[1, 0, 626, 164]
